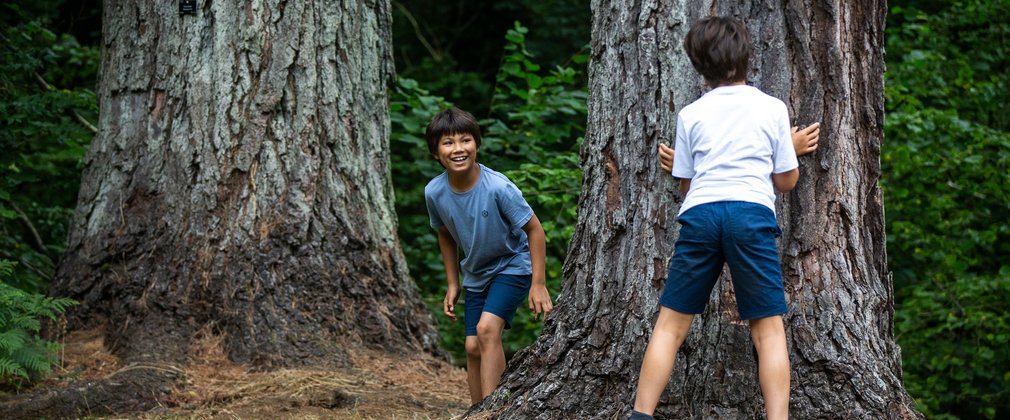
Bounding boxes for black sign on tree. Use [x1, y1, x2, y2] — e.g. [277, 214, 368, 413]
[179, 0, 197, 15]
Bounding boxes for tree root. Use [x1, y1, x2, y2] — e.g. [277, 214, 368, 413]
[1, 363, 183, 419]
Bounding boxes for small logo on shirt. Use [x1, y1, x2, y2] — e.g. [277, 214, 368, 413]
[482, 210, 489, 217]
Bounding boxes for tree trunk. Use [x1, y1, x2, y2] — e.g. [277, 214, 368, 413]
[50, 0, 439, 366]
[475, 1, 921, 418]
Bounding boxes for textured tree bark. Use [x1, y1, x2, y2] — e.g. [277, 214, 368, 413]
[50, 0, 440, 366]
[475, 1, 921, 418]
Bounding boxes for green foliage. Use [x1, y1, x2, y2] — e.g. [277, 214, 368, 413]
[391, 0, 590, 115]
[0, 5, 97, 293]
[885, 110, 1010, 418]
[390, 22, 587, 362]
[884, 1, 1010, 418]
[886, 1, 1009, 131]
[0, 259, 77, 388]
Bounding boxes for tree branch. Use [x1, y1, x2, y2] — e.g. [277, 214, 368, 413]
[11, 202, 47, 255]
[17, 256, 52, 280]
[392, 1, 442, 62]
[33, 72, 99, 134]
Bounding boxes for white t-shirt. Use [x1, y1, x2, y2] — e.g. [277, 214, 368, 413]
[672, 84, 798, 216]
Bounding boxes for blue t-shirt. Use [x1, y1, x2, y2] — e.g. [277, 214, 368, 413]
[425, 164, 534, 292]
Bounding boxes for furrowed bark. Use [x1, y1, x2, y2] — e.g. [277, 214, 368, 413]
[50, 0, 439, 367]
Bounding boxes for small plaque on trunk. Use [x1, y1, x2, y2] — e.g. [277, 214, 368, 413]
[179, 0, 197, 15]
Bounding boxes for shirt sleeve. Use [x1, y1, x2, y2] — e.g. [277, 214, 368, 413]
[671, 113, 695, 179]
[771, 104, 799, 174]
[425, 188, 444, 229]
[498, 181, 534, 230]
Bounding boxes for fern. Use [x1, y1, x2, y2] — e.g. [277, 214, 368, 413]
[0, 330, 27, 353]
[13, 342, 54, 375]
[5, 314, 41, 331]
[0, 358, 28, 378]
[0, 259, 77, 386]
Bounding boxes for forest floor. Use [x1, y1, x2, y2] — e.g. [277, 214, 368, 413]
[26, 328, 473, 419]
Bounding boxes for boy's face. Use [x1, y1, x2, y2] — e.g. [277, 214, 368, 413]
[436, 132, 478, 175]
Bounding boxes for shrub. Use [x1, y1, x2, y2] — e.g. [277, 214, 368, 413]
[0, 6, 97, 293]
[0, 260, 77, 389]
[885, 1, 1010, 418]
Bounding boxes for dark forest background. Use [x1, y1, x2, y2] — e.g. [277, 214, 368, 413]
[1, 1, 1007, 418]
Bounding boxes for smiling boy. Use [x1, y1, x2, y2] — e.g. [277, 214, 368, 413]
[423, 107, 553, 404]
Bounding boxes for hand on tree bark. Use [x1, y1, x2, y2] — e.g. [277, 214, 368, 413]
[658, 143, 674, 174]
[792, 122, 820, 156]
[444, 287, 460, 321]
[528, 285, 553, 321]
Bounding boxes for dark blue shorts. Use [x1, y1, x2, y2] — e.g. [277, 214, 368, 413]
[464, 273, 532, 336]
[658, 201, 787, 320]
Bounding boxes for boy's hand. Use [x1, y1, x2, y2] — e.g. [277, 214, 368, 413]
[443, 287, 460, 321]
[792, 122, 820, 156]
[528, 285, 553, 321]
[658, 142, 674, 172]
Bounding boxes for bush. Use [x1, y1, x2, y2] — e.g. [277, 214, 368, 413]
[884, 110, 1010, 419]
[0, 259, 77, 390]
[0, 6, 97, 293]
[884, 1, 1010, 418]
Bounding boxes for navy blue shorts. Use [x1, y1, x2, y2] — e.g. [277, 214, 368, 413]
[464, 273, 532, 336]
[659, 201, 787, 320]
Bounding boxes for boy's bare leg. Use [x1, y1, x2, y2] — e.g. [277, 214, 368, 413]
[633, 307, 695, 415]
[464, 336, 483, 404]
[475, 312, 507, 398]
[749, 315, 790, 420]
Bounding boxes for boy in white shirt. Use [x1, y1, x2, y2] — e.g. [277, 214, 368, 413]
[631, 16, 816, 420]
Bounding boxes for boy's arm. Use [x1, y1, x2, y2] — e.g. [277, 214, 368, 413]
[772, 168, 799, 192]
[661, 142, 692, 196]
[522, 214, 553, 321]
[773, 121, 815, 192]
[436, 226, 461, 321]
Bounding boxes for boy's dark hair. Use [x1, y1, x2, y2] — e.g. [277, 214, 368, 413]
[683, 16, 751, 86]
[425, 107, 482, 155]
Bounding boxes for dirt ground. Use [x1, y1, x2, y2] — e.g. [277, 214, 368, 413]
[33, 328, 472, 419]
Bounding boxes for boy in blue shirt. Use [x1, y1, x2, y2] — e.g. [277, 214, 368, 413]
[423, 108, 554, 404]
[631, 17, 814, 420]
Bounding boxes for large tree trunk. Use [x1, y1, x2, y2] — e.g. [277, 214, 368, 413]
[50, 0, 439, 366]
[475, 1, 921, 418]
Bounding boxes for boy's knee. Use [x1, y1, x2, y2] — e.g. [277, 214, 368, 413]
[475, 321, 502, 343]
[749, 315, 786, 347]
[653, 307, 694, 342]
[465, 338, 481, 359]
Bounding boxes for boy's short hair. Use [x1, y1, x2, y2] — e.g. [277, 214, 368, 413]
[683, 16, 751, 86]
[425, 108, 482, 155]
